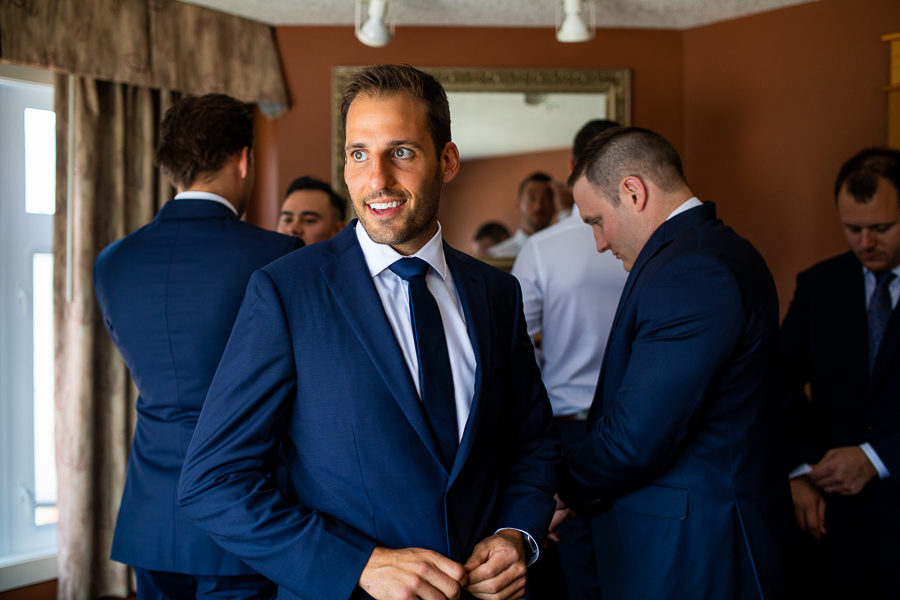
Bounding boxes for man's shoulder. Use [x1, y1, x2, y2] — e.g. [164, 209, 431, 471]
[523, 217, 588, 251]
[228, 219, 301, 251]
[650, 221, 777, 308]
[94, 220, 156, 271]
[260, 227, 358, 283]
[798, 251, 858, 281]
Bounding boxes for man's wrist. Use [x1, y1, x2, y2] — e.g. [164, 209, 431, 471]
[494, 528, 538, 566]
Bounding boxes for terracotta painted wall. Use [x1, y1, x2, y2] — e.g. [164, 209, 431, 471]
[683, 0, 900, 314]
[248, 26, 684, 236]
[253, 0, 899, 313]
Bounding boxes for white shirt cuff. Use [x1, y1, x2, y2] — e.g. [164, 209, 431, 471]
[860, 442, 890, 479]
[495, 528, 540, 566]
[789, 463, 812, 479]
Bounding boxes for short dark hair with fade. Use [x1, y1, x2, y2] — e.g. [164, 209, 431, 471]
[572, 119, 620, 163]
[156, 94, 254, 189]
[518, 171, 553, 197]
[834, 147, 900, 205]
[284, 175, 347, 220]
[340, 64, 451, 156]
[569, 126, 686, 205]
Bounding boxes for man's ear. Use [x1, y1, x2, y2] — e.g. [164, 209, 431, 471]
[440, 142, 460, 184]
[237, 147, 250, 179]
[621, 176, 648, 211]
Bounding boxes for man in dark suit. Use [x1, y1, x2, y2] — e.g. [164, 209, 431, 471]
[557, 126, 792, 599]
[178, 65, 559, 600]
[93, 94, 301, 599]
[781, 147, 900, 598]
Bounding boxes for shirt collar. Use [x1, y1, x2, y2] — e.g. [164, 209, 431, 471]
[666, 196, 702, 221]
[355, 221, 449, 281]
[864, 263, 900, 280]
[174, 191, 238, 216]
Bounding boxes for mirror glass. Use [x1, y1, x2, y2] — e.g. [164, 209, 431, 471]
[448, 91, 610, 161]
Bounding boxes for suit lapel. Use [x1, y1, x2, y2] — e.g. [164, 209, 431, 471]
[319, 227, 447, 469]
[443, 245, 489, 481]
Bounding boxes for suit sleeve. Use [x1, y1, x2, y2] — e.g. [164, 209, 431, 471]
[560, 253, 745, 503]
[178, 270, 374, 600]
[778, 270, 821, 471]
[490, 277, 560, 544]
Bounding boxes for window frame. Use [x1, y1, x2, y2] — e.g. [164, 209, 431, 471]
[0, 63, 58, 591]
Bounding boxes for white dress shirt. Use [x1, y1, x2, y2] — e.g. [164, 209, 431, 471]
[512, 206, 627, 417]
[174, 190, 238, 215]
[666, 196, 703, 220]
[487, 229, 529, 259]
[355, 222, 476, 440]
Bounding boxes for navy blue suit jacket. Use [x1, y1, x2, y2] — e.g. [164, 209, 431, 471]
[178, 223, 559, 600]
[781, 252, 900, 548]
[561, 203, 792, 600]
[93, 199, 301, 574]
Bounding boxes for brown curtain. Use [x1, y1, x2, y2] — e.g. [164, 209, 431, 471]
[53, 73, 176, 600]
[1, 2, 287, 596]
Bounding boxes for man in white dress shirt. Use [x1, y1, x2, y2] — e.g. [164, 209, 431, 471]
[511, 119, 626, 600]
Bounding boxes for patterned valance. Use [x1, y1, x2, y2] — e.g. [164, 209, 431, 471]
[0, 0, 289, 117]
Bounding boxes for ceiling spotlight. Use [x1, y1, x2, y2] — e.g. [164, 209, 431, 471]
[556, 0, 594, 43]
[356, 0, 393, 48]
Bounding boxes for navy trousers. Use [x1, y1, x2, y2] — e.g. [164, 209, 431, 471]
[527, 420, 602, 600]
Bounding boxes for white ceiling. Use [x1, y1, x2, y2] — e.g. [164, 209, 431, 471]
[181, 0, 815, 29]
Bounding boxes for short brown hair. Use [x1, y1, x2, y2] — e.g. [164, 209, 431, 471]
[834, 147, 900, 205]
[340, 64, 451, 156]
[156, 94, 254, 188]
[569, 126, 685, 205]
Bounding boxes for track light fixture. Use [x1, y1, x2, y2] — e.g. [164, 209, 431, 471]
[355, 0, 393, 47]
[556, 0, 594, 43]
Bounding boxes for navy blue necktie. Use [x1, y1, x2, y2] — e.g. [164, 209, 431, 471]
[868, 270, 896, 371]
[390, 257, 458, 470]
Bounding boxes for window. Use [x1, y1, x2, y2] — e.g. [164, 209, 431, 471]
[0, 64, 57, 589]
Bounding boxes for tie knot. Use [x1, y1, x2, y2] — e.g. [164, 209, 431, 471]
[390, 257, 430, 281]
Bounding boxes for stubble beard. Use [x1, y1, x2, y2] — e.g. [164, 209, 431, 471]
[356, 170, 442, 247]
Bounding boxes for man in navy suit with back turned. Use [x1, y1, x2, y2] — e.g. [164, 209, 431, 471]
[178, 64, 559, 600]
[557, 126, 793, 599]
[93, 94, 301, 599]
[782, 148, 900, 599]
